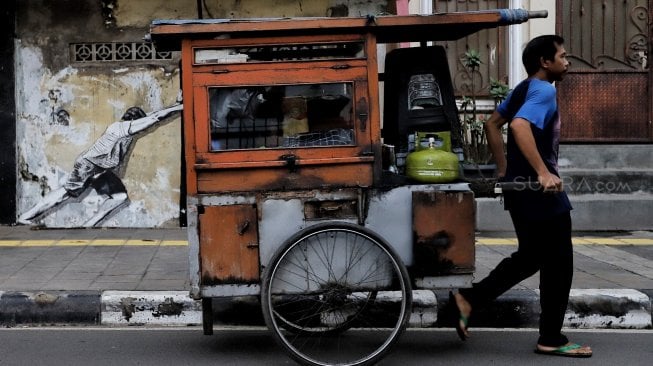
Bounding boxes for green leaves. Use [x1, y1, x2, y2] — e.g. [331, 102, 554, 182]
[459, 50, 510, 165]
[489, 77, 510, 104]
[462, 49, 482, 70]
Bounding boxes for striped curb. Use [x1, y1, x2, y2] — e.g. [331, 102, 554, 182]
[101, 291, 202, 326]
[1, 289, 651, 329]
[0, 290, 100, 324]
[564, 289, 652, 329]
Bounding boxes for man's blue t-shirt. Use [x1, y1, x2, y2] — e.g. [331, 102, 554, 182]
[496, 78, 572, 219]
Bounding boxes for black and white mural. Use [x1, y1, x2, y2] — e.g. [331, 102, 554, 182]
[18, 101, 182, 227]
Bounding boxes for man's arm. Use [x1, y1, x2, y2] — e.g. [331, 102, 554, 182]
[128, 104, 183, 134]
[484, 111, 508, 177]
[510, 118, 562, 192]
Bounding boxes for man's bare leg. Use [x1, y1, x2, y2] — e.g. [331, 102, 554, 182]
[17, 187, 70, 225]
[83, 192, 129, 227]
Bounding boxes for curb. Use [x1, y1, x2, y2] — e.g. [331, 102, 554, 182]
[101, 291, 202, 325]
[0, 290, 100, 325]
[1, 289, 651, 329]
[565, 289, 652, 328]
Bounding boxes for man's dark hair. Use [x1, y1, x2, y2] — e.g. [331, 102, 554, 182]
[121, 107, 146, 121]
[522, 35, 565, 76]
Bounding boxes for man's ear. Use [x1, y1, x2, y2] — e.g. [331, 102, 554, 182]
[539, 56, 550, 70]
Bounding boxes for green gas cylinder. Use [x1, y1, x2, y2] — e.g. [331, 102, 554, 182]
[406, 134, 460, 183]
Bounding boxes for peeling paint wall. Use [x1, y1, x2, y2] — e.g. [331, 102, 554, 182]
[15, 0, 191, 228]
[15, 0, 389, 228]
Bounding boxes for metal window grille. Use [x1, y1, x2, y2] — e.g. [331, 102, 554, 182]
[432, 0, 509, 97]
[557, 0, 649, 71]
[213, 117, 285, 150]
[71, 42, 173, 63]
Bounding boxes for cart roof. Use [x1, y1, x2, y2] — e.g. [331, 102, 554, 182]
[148, 9, 546, 51]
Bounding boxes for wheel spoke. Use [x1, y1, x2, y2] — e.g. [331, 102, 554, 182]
[262, 223, 412, 366]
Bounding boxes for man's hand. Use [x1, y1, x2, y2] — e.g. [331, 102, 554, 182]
[511, 118, 560, 192]
[538, 171, 563, 192]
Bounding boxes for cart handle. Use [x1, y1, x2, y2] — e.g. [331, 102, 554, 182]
[498, 9, 548, 24]
[527, 10, 549, 19]
[493, 181, 542, 194]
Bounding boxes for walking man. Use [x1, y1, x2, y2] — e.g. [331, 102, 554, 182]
[451, 35, 592, 357]
[18, 102, 183, 227]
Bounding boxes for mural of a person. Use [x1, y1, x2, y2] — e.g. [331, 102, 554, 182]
[18, 101, 183, 227]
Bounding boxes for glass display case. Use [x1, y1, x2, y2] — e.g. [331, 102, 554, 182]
[208, 83, 354, 151]
[185, 34, 378, 193]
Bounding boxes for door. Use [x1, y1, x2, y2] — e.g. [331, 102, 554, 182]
[556, 0, 651, 142]
[199, 204, 259, 285]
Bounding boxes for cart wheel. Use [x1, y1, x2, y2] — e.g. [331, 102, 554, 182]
[273, 290, 378, 336]
[262, 222, 412, 366]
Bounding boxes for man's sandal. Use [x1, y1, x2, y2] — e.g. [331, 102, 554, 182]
[449, 291, 469, 341]
[534, 343, 592, 358]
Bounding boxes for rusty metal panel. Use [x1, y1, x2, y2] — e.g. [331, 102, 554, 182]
[556, 0, 651, 142]
[411, 191, 475, 276]
[196, 163, 374, 193]
[199, 204, 259, 285]
[558, 73, 650, 141]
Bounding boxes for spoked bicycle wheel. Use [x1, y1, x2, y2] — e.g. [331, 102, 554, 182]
[261, 222, 412, 366]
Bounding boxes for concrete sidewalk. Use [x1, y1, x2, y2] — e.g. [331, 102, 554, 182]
[0, 225, 651, 330]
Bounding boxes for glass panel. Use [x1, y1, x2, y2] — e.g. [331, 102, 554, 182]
[209, 83, 354, 151]
[195, 42, 365, 64]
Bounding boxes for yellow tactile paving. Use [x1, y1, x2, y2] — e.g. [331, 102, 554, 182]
[56, 239, 93, 246]
[619, 238, 653, 245]
[0, 237, 649, 248]
[476, 238, 517, 245]
[21, 240, 57, 246]
[0, 239, 187, 247]
[0, 240, 22, 246]
[478, 237, 653, 246]
[124, 239, 161, 246]
[571, 238, 593, 244]
[581, 238, 628, 245]
[90, 239, 126, 246]
[161, 240, 189, 246]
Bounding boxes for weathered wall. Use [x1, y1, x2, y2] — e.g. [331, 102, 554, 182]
[15, 0, 193, 228]
[15, 0, 389, 228]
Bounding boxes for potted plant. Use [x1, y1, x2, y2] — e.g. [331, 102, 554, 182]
[459, 49, 510, 195]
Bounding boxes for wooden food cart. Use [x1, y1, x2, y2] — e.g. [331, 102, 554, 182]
[149, 9, 545, 366]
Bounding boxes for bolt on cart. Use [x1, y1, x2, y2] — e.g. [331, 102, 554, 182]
[148, 8, 546, 366]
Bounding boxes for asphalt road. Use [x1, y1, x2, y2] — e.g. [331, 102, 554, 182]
[1, 327, 652, 365]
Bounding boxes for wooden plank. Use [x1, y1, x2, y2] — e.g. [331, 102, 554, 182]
[181, 39, 198, 195]
[149, 10, 542, 50]
[196, 163, 373, 193]
[199, 205, 259, 284]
